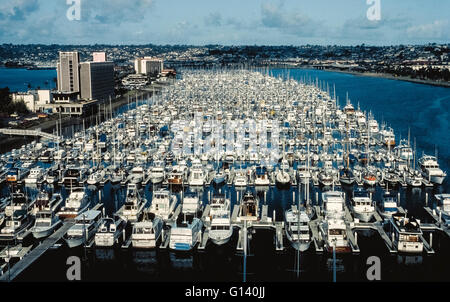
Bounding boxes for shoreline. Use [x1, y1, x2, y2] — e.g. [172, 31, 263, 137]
[264, 65, 450, 88]
[321, 68, 450, 88]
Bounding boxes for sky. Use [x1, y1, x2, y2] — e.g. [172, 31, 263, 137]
[0, 0, 449, 45]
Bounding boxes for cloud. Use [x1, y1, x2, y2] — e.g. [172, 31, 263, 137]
[83, 0, 154, 24]
[260, 1, 324, 38]
[406, 20, 450, 40]
[0, 0, 40, 21]
[204, 12, 222, 27]
[337, 14, 415, 43]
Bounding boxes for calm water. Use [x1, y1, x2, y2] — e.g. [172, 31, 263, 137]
[0, 67, 57, 92]
[5, 68, 450, 282]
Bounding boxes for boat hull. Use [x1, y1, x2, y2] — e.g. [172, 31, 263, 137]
[32, 222, 60, 239]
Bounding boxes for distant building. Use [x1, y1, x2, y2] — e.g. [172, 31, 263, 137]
[11, 90, 53, 113]
[134, 57, 164, 75]
[80, 61, 115, 101]
[57, 51, 80, 93]
[93, 52, 107, 63]
[52, 51, 115, 115]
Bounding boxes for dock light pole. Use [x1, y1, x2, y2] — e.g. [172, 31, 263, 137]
[332, 239, 337, 283]
[297, 188, 300, 279]
[83, 214, 87, 261]
[243, 219, 247, 283]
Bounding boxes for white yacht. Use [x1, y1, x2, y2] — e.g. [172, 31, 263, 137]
[284, 205, 314, 251]
[169, 217, 203, 251]
[149, 161, 165, 184]
[234, 169, 248, 187]
[31, 193, 63, 239]
[181, 192, 202, 215]
[94, 216, 126, 247]
[116, 183, 146, 223]
[275, 159, 291, 186]
[87, 169, 105, 186]
[4, 190, 34, 217]
[322, 191, 346, 219]
[418, 155, 446, 185]
[131, 216, 164, 249]
[149, 189, 177, 220]
[378, 191, 399, 219]
[238, 191, 260, 221]
[129, 166, 146, 184]
[24, 167, 44, 184]
[58, 187, 89, 219]
[319, 217, 352, 254]
[0, 210, 34, 241]
[207, 195, 233, 245]
[435, 194, 450, 225]
[388, 212, 423, 254]
[64, 210, 102, 248]
[350, 189, 375, 222]
[188, 159, 206, 186]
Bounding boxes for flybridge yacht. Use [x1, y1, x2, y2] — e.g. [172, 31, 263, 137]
[181, 192, 202, 215]
[4, 190, 34, 217]
[58, 187, 89, 219]
[393, 139, 413, 161]
[322, 191, 346, 219]
[188, 159, 206, 186]
[94, 216, 126, 247]
[435, 194, 450, 225]
[234, 169, 248, 187]
[238, 191, 260, 221]
[208, 202, 233, 246]
[64, 210, 102, 248]
[367, 117, 379, 134]
[377, 127, 396, 147]
[343, 100, 355, 116]
[0, 210, 34, 241]
[149, 189, 177, 220]
[388, 212, 423, 254]
[379, 190, 399, 219]
[284, 204, 315, 251]
[319, 216, 352, 254]
[24, 167, 44, 184]
[131, 215, 164, 249]
[320, 190, 351, 254]
[418, 155, 446, 185]
[169, 217, 203, 251]
[349, 189, 375, 222]
[150, 160, 166, 184]
[31, 193, 63, 239]
[116, 183, 146, 223]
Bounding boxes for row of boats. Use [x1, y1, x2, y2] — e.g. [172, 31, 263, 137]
[0, 69, 448, 265]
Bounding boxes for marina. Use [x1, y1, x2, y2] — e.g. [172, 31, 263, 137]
[0, 68, 449, 282]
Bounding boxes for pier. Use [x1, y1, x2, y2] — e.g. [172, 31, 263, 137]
[0, 222, 73, 282]
[0, 128, 60, 141]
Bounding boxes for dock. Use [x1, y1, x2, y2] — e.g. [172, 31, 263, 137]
[0, 222, 74, 282]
